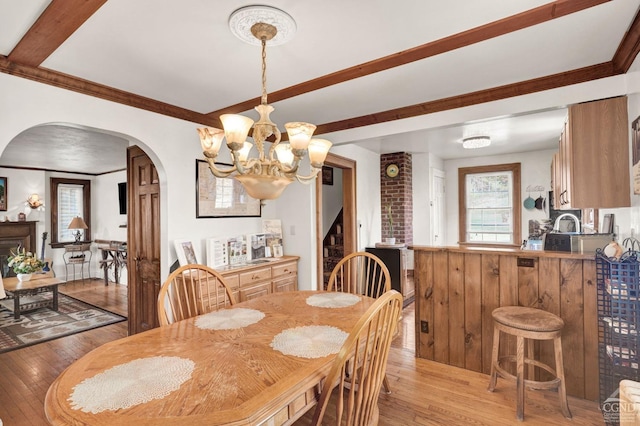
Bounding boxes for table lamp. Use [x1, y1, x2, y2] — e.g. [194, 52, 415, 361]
[68, 216, 88, 243]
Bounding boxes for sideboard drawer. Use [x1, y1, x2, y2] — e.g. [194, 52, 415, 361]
[239, 268, 271, 286]
[272, 261, 297, 278]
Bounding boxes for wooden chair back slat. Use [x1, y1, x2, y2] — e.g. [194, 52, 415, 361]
[157, 264, 236, 326]
[327, 252, 391, 298]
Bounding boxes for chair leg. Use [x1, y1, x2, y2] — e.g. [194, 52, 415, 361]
[488, 326, 500, 391]
[554, 336, 572, 419]
[382, 374, 391, 394]
[516, 336, 525, 421]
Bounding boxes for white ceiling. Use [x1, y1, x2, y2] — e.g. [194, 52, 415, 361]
[0, 1, 639, 174]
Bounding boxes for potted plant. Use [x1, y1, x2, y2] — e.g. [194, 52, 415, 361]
[8, 248, 44, 281]
[385, 204, 396, 245]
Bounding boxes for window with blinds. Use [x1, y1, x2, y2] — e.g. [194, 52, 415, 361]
[458, 163, 521, 247]
[57, 183, 85, 242]
[465, 171, 514, 243]
[50, 178, 91, 246]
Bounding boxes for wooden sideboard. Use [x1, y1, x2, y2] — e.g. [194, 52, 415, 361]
[215, 256, 299, 302]
[410, 246, 598, 401]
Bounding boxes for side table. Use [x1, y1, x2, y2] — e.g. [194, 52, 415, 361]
[63, 243, 92, 283]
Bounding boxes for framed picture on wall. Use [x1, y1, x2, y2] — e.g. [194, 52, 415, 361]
[322, 166, 333, 185]
[0, 177, 7, 211]
[196, 160, 261, 218]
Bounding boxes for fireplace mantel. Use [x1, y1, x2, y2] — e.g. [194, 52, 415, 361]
[0, 221, 37, 251]
[0, 221, 37, 277]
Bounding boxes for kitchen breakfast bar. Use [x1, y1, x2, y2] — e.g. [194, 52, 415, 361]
[410, 245, 598, 401]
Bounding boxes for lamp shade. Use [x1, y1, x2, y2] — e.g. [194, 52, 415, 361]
[308, 139, 332, 167]
[68, 216, 88, 230]
[284, 122, 315, 150]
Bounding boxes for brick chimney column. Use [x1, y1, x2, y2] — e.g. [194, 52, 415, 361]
[380, 152, 413, 245]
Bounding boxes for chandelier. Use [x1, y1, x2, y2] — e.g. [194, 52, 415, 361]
[197, 6, 332, 201]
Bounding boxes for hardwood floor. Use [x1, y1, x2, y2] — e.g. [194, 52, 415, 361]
[0, 280, 604, 425]
[0, 279, 128, 426]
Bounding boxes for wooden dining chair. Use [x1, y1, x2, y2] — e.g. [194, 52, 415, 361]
[157, 264, 236, 326]
[327, 252, 391, 298]
[311, 290, 403, 426]
[327, 251, 394, 393]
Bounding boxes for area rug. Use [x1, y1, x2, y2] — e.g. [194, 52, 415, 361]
[0, 294, 126, 354]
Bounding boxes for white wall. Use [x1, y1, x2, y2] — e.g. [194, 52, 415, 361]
[412, 153, 431, 246]
[412, 152, 446, 246]
[0, 168, 47, 257]
[93, 171, 128, 243]
[443, 149, 556, 246]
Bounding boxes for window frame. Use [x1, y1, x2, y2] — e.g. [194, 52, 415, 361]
[458, 163, 521, 248]
[50, 177, 91, 248]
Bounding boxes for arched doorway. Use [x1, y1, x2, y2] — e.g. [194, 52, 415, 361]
[0, 123, 163, 334]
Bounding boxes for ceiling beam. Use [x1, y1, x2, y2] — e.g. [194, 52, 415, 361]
[0, 56, 219, 127]
[8, 0, 108, 67]
[314, 62, 617, 136]
[612, 8, 640, 73]
[206, 0, 611, 118]
[0, 0, 625, 140]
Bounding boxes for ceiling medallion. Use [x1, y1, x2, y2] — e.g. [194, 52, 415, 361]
[228, 5, 296, 46]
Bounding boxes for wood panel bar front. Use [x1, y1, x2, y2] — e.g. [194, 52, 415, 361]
[410, 246, 598, 400]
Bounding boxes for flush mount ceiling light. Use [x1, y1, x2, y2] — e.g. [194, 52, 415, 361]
[197, 5, 331, 201]
[461, 135, 491, 149]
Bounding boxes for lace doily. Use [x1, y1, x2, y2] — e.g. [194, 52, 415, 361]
[306, 292, 360, 308]
[69, 356, 195, 414]
[195, 308, 265, 330]
[271, 325, 348, 358]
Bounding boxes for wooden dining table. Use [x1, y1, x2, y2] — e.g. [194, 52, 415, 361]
[44, 290, 376, 425]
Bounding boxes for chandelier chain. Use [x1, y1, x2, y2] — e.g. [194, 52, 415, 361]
[261, 37, 268, 106]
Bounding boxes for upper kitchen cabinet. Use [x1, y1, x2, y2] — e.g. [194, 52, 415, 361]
[551, 96, 630, 209]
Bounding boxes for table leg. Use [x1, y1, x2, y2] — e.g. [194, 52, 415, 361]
[114, 257, 120, 284]
[13, 293, 20, 320]
[102, 250, 109, 286]
[52, 285, 59, 311]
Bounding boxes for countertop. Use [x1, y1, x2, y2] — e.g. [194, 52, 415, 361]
[408, 245, 597, 260]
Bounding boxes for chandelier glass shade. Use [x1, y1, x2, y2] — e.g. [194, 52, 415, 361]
[462, 135, 491, 149]
[198, 11, 332, 201]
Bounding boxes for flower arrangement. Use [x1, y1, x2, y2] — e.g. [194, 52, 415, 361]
[8, 248, 44, 274]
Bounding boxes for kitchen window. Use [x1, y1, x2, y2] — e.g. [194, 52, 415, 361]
[458, 163, 521, 246]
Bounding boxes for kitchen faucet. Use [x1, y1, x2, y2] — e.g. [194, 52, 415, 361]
[553, 213, 581, 233]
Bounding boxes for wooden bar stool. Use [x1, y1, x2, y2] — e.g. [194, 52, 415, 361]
[487, 306, 572, 421]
